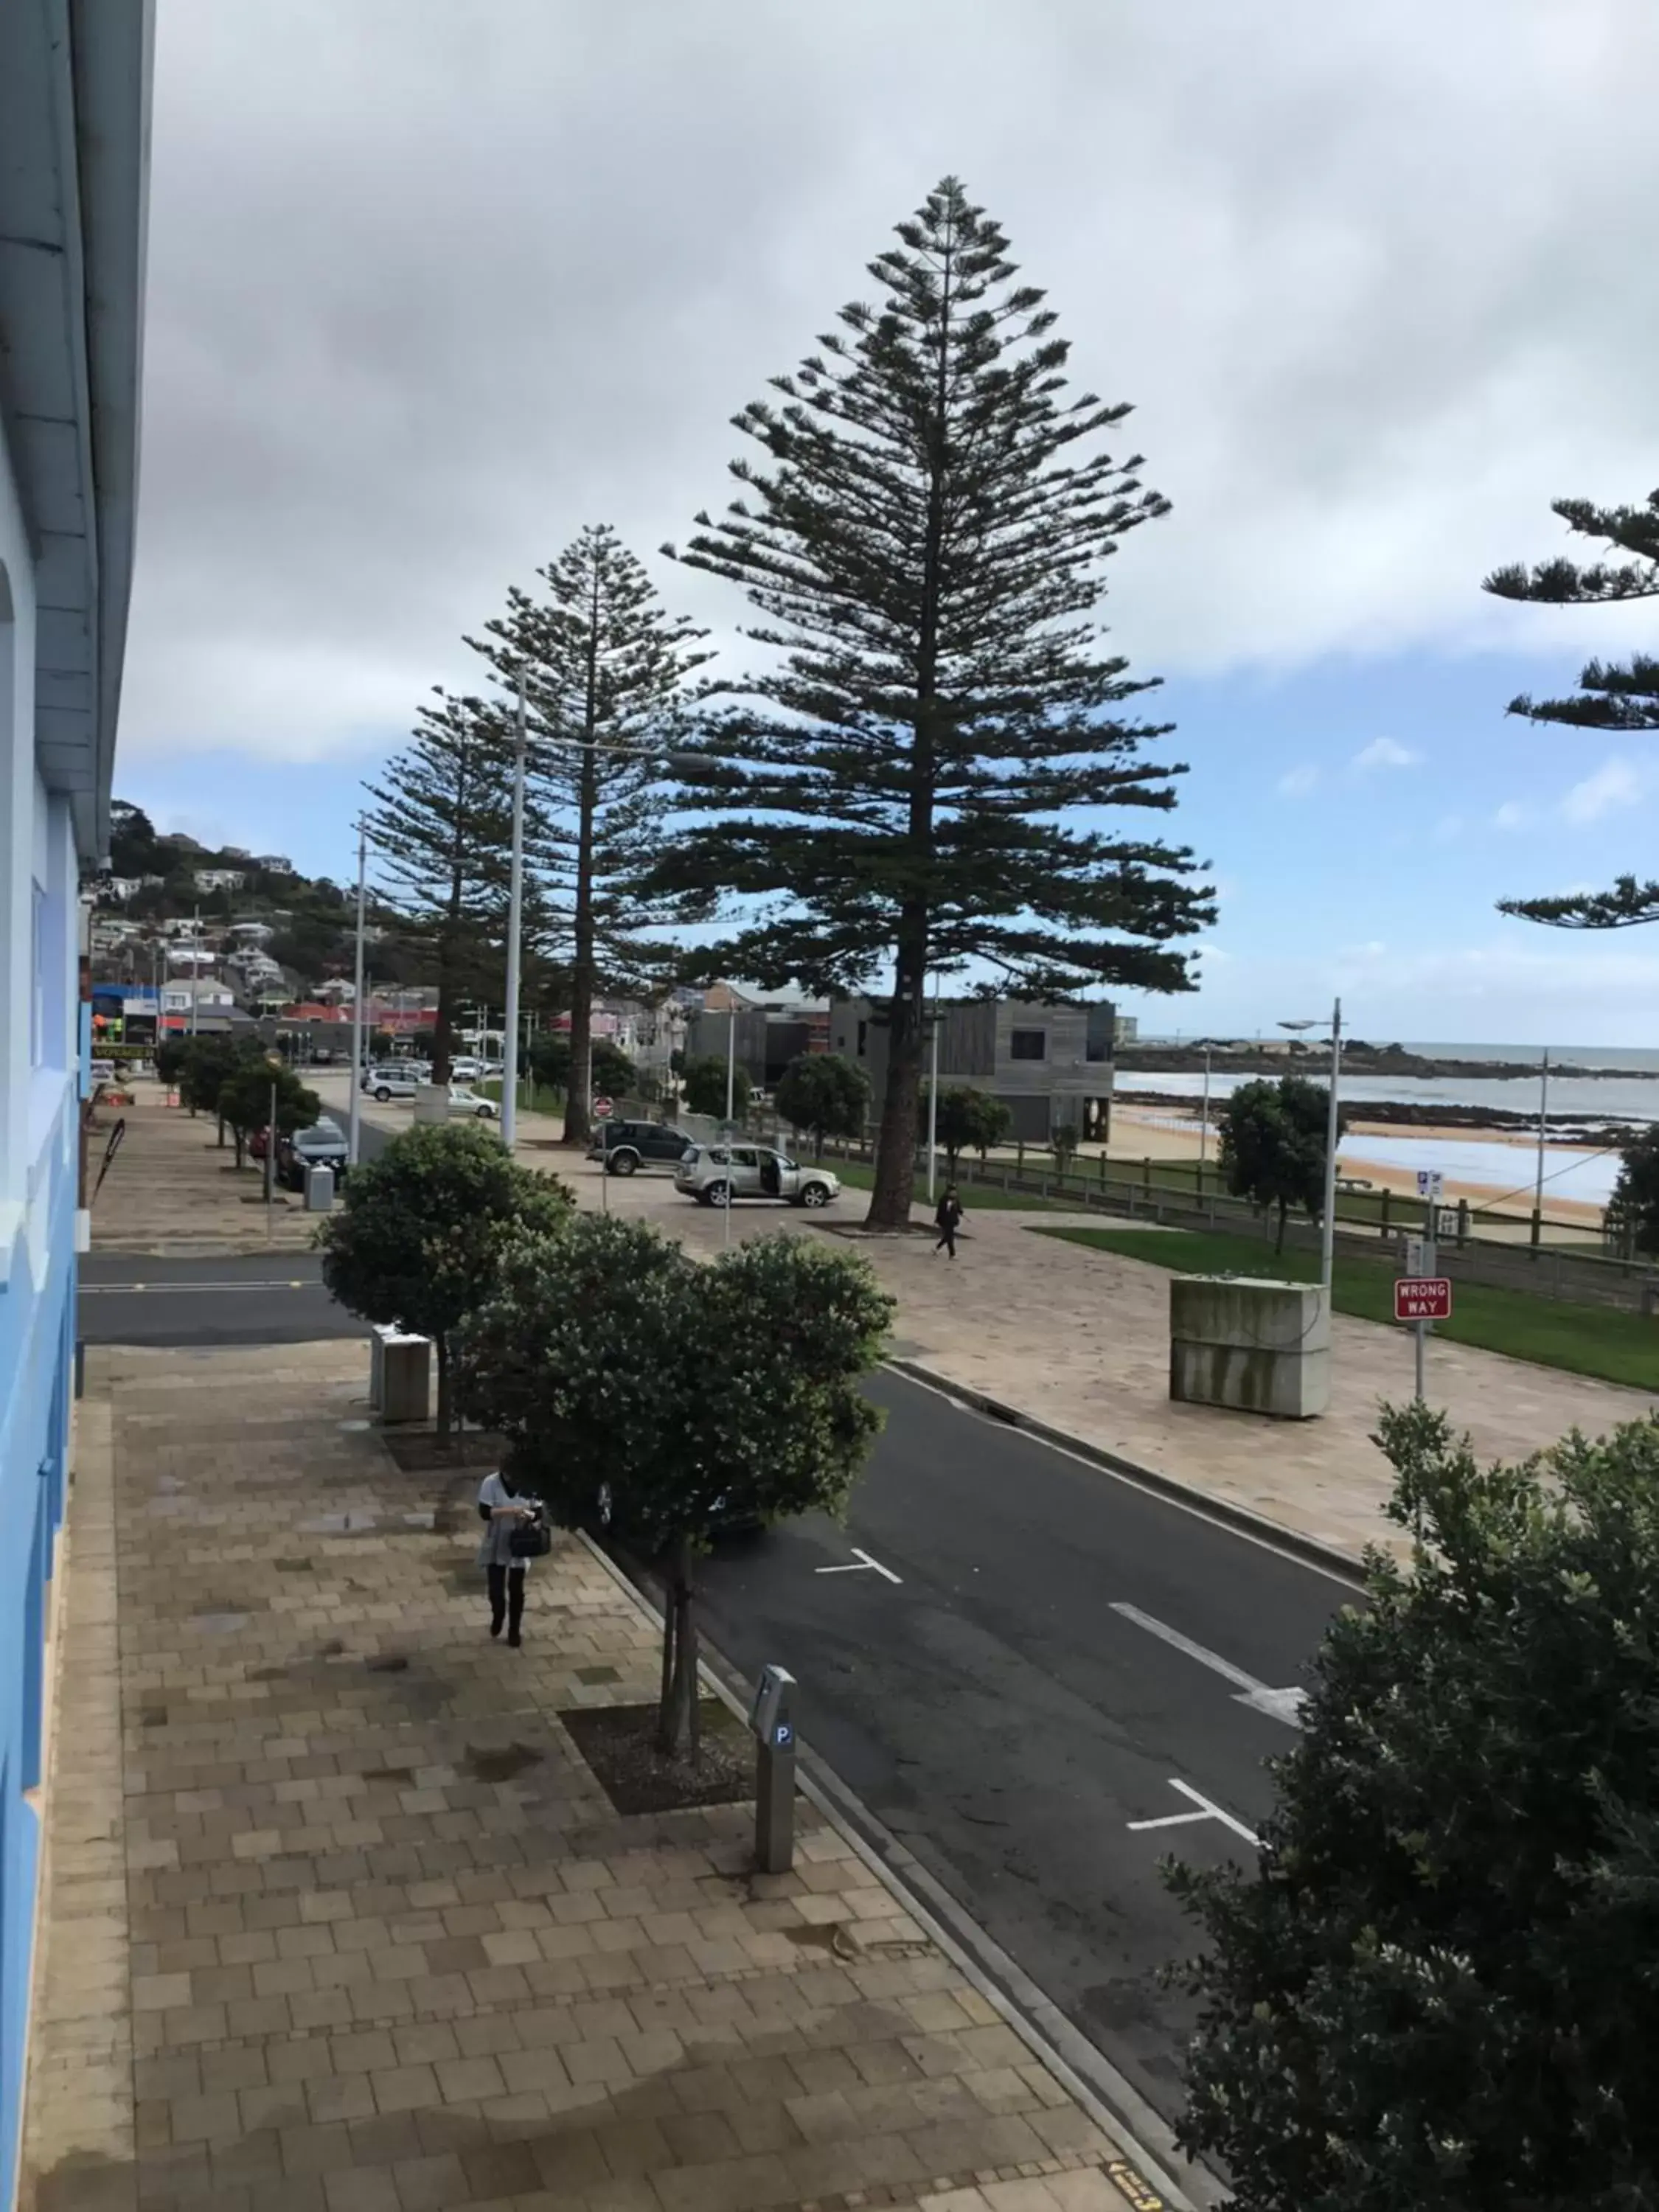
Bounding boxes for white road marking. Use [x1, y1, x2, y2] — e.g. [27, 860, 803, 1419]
[815, 1547, 903, 1585]
[80, 1280, 314, 1295]
[1110, 1600, 1304, 1728]
[1128, 1778, 1260, 1848]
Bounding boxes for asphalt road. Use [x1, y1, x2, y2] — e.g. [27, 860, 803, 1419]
[691, 1371, 1352, 2138]
[83, 1096, 1351, 2156]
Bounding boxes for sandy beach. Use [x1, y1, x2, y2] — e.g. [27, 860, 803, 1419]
[1105, 1101, 1607, 1233]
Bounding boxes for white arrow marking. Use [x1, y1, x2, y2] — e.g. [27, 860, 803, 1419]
[1110, 1601, 1304, 1728]
[815, 1547, 902, 1585]
[1128, 1778, 1260, 1848]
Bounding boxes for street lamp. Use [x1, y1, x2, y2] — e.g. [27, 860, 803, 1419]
[348, 818, 366, 1166]
[1278, 998, 1343, 1291]
[263, 1049, 285, 1223]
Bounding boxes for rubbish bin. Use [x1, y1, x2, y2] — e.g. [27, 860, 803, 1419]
[370, 1325, 431, 1423]
[305, 1164, 335, 1211]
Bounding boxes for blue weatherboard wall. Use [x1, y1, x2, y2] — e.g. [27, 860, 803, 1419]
[0, 1015, 77, 2199]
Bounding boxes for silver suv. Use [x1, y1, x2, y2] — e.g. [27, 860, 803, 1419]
[675, 1143, 840, 1210]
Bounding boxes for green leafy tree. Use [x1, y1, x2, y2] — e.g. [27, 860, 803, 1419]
[154, 1037, 189, 1087]
[108, 799, 160, 877]
[926, 1085, 1012, 1178]
[774, 1052, 869, 1159]
[216, 1060, 320, 1171]
[364, 689, 543, 1085]
[1051, 1121, 1081, 1171]
[176, 1034, 257, 1145]
[1218, 1074, 1333, 1252]
[646, 177, 1211, 1229]
[1605, 1126, 1659, 1257]
[466, 524, 712, 1147]
[317, 1121, 571, 1439]
[527, 1032, 636, 1104]
[1169, 1399, 1659, 2211]
[459, 1220, 893, 1756]
[681, 1053, 749, 1121]
[1484, 486, 1659, 928]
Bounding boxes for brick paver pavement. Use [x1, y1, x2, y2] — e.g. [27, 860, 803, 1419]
[90, 1087, 321, 1257]
[20, 1341, 1164, 2212]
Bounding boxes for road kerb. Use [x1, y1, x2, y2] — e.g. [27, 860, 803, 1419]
[883, 1354, 1370, 1588]
[574, 1526, 1220, 2212]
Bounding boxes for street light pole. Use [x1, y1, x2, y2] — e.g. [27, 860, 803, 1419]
[927, 975, 940, 1207]
[348, 819, 366, 1167]
[1198, 1043, 1211, 1169]
[723, 1005, 737, 1247]
[1320, 997, 1343, 1294]
[189, 905, 201, 1037]
[501, 680, 527, 1154]
[1531, 1048, 1551, 1248]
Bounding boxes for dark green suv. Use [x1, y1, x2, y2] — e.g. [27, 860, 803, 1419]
[586, 1119, 694, 1175]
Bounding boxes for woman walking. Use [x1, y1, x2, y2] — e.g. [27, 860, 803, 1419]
[933, 1184, 964, 1259]
[476, 1467, 541, 1646]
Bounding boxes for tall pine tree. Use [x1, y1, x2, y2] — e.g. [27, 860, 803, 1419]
[1484, 485, 1659, 927]
[648, 178, 1211, 1228]
[364, 689, 538, 1081]
[466, 524, 712, 1145]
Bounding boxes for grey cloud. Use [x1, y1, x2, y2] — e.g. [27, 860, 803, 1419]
[121, 0, 1659, 761]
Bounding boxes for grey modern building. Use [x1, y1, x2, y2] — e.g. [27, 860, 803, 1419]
[827, 996, 1115, 1144]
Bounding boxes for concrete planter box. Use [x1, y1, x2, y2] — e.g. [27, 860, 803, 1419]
[413, 1084, 450, 1125]
[369, 1324, 433, 1424]
[1169, 1275, 1330, 1420]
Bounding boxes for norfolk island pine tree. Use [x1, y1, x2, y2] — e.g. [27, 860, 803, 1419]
[465, 524, 713, 1147]
[642, 177, 1212, 1229]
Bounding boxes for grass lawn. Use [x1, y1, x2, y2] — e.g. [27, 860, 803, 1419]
[479, 1077, 566, 1117]
[1034, 1223, 1659, 1394]
[828, 1157, 1078, 1214]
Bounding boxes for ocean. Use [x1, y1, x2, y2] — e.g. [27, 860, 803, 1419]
[1123, 1043, 1657, 1207]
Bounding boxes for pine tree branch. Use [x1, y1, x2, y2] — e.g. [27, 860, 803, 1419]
[1498, 877, 1659, 930]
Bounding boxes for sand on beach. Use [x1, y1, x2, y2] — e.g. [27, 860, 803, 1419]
[1105, 1103, 1606, 1233]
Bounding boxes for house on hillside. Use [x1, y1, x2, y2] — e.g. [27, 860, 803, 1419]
[827, 995, 1116, 1144]
[193, 866, 246, 894]
[255, 854, 294, 874]
[0, 4, 151, 2185]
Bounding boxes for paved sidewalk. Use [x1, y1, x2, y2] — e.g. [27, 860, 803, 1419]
[89, 1088, 320, 1257]
[21, 1341, 1162, 2212]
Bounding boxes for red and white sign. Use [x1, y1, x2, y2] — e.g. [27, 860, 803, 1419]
[1394, 1276, 1452, 1323]
[591, 1096, 614, 1120]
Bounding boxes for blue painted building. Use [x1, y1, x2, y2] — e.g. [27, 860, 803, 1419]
[0, 5, 151, 2197]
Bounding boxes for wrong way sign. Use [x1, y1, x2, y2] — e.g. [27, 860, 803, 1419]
[1394, 1276, 1452, 1322]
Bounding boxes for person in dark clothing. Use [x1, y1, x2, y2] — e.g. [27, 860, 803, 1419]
[933, 1184, 964, 1258]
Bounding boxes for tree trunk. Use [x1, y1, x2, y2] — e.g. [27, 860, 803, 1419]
[563, 625, 602, 1149]
[867, 938, 928, 1229]
[1275, 1199, 1288, 1253]
[657, 1534, 699, 1760]
[435, 1332, 452, 1442]
[216, 1113, 226, 1148]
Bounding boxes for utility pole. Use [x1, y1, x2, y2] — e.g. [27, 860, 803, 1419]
[348, 819, 366, 1166]
[189, 905, 201, 1037]
[501, 679, 527, 1153]
[1531, 1048, 1551, 1249]
[1198, 1043, 1211, 1168]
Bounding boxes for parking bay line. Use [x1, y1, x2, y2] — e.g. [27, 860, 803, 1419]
[1128, 1778, 1261, 1848]
[1110, 1599, 1305, 1728]
[80, 1281, 311, 1295]
[815, 1547, 903, 1585]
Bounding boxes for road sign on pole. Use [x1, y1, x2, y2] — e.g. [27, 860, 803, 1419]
[1416, 1168, 1444, 1202]
[1394, 1276, 1452, 1323]
[591, 1096, 613, 1120]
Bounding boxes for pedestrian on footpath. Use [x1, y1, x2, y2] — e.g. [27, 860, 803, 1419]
[933, 1183, 964, 1259]
[476, 1467, 545, 1646]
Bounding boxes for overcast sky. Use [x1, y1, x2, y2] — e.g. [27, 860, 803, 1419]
[119, 0, 1659, 1044]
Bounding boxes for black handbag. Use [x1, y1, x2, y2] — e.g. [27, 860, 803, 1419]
[508, 1512, 552, 1559]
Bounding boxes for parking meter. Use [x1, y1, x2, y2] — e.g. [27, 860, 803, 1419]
[748, 1663, 797, 1874]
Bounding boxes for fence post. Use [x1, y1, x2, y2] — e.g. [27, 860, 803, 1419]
[1380, 1187, 1391, 1237]
[1457, 1197, 1470, 1248]
[1195, 1159, 1204, 1201]
[1142, 1156, 1152, 1196]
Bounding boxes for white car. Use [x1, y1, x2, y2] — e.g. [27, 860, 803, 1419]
[675, 1143, 840, 1209]
[450, 1056, 483, 1082]
[366, 1069, 420, 1102]
[448, 1087, 498, 1119]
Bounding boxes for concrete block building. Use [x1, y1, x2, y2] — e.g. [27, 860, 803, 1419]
[827, 994, 1116, 1144]
[0, 2, 151, 2192]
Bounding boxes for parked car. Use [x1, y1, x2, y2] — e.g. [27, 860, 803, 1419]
[249, 1124, 272, 1161]
[277, 1123, 349, 1190]
[449, 1056, 483, 1082]
[447, 1087, 498, 1119]
[675, 1144, 841, 1209]
[586, 1120, 695, 1175]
